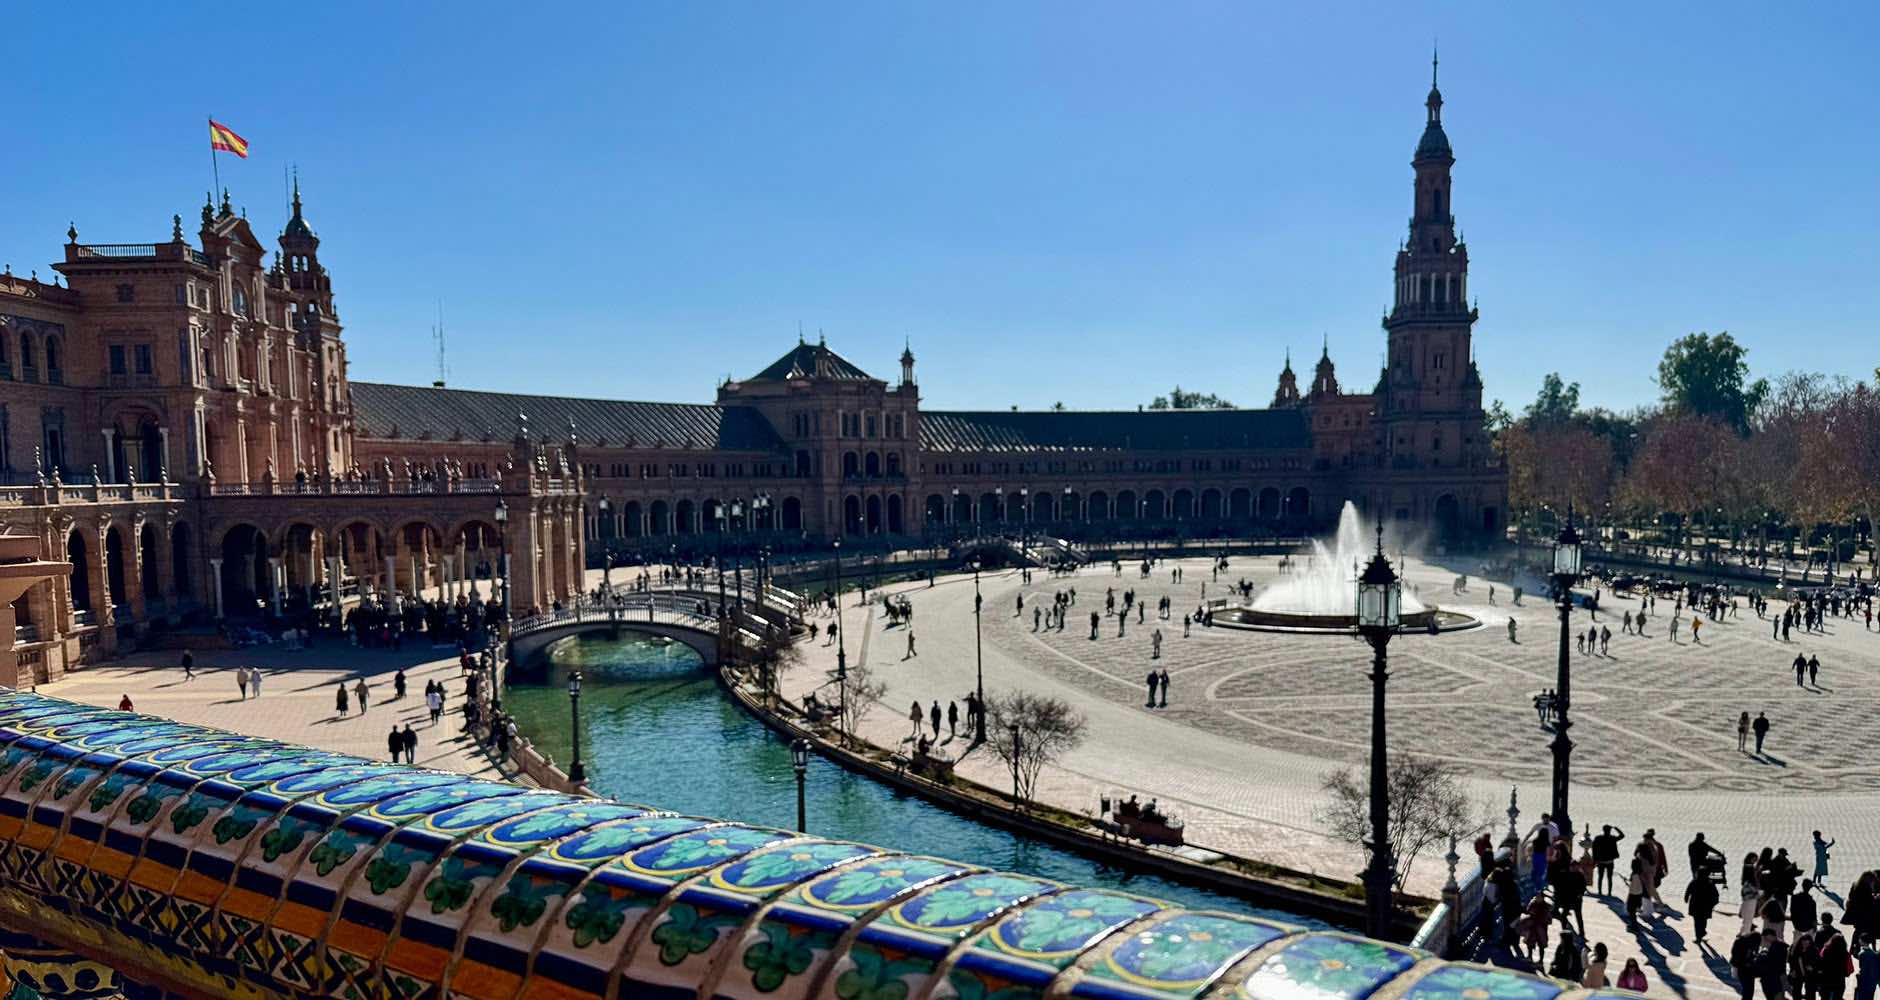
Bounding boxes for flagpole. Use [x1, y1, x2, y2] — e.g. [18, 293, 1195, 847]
[208, 115, 221, 201]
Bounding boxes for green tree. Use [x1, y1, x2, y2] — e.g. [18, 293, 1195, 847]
[1656, 332, 1768, 432]
[1522, 372, 1581, 425]
[1147, 386, 1235, 410]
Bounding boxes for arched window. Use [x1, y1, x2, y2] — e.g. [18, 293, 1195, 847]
[18, 333, 35, 380]
[45, 335, 61, 382]
[0, 329, 10, 378]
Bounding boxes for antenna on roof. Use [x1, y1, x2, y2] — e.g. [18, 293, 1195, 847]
[432, 301, 448, 388]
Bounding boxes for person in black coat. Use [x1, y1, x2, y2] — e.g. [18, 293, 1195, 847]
[1687, 874, 1721, 944]
[1758, 928, 1791, 1000]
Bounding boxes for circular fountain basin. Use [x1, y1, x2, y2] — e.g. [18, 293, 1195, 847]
[1210, 605, 1481, 635]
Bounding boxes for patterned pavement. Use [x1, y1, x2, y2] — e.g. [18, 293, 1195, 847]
[779, 552, 1880, 998]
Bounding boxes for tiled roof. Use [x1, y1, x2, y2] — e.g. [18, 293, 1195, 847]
[350, 382, 784, 451]
[919, 408, 1311, 452]
[748, 340, 876, 382]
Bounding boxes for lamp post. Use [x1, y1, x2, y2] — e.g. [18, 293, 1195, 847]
[971, 557, 986, 744]
[566, 669, 586, 784]
[1019, 487, 1030, 555]
[791, 738, 810, 832]
[597, 497, 611, 590]
[1355, 523, 1402, 941]
[1550, 512, 1584, 844]
[953, 486, 964, 543]
[731, 498, 746, 611]
[832, 539, 848, 740]
[493, 500, 510, 615]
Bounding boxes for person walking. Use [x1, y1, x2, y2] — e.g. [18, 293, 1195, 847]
[394, 668, 408, 700]
[336, 682, 349, 714]
[181, 650, 195, 682]
[355, 679, 370, 715]
[908, 701, 923, 740]
[387, 725, 404, 763]
[929, 701, 941, 739]
[1810, 654, 1822, 687]
[250, 669, 262, 698]
[237, 666, 250, 701]
[1739, 712, 1753, 752]
[906, 631, 917, 659]
[1555, 859, 1589, 937]
[1732, 929, 1762, 1000]
[1145, 670, 1157, 708]
[947, 701, 958, 738]
[1689, 871, 1721, 943]
[1753, 712, 1772, 755]
[427, 685, 444, 724]
[1157, 668, 1169, 708]
[402, 725, 418, 764]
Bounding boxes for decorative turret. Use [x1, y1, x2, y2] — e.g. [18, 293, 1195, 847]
[899, 340, 916, 387]
[1272, 351, 1300, 407]
[1309, 342, 1340, 399]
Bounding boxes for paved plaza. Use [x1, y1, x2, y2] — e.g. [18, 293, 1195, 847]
[780, 551, 1880, 998]
[47, 640, 507, 781]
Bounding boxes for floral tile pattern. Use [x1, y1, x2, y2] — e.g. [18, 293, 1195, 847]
[1231, 933, 1420, 1000]
[0, 689, 1616, 1000]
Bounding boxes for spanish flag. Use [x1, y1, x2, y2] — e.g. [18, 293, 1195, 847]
[208, 119, 249, 158]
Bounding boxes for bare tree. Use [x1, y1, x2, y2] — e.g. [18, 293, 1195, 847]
[1317, 757, 1477, 891]
[984, 692, 1086, 805]
[837, 660, 888, 750]
[746, 625, 800, 707]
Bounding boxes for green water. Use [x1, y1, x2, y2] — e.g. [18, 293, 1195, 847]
[503, 631, 1323, 923]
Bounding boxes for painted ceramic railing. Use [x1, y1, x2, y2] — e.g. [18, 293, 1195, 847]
[0, 691, 1618, 1000]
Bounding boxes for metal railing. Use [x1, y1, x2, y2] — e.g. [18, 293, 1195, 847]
[74, 243, 159, 258]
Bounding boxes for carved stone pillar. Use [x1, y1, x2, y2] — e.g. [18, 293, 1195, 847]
[208, 557, 226, 618]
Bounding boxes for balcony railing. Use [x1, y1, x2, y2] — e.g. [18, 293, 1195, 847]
[74, 243, 159, 258]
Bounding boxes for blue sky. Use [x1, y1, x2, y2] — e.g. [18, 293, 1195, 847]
[9, 3, 1879, 413]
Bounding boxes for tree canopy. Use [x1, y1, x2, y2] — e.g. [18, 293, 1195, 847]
[1147, 386, 1235, 410]
[1656, 332, 1768, 432]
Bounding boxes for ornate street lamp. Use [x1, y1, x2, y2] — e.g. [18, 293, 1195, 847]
[597, 496, 611, 577]
[493, 500, 510, 615]
[1355, 523, 1401, 941]
[1550, 511, 1583, 842]
[731, 498, 746, 611]
[566, 669, 586, 784]
[832, 539, 848, 739]
[791, 738, 810, 832]
[972, 556, 986, 744]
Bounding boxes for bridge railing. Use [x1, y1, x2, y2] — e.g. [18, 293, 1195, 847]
[510, 591, 721, 639]
[1410, 789, 1535, 959]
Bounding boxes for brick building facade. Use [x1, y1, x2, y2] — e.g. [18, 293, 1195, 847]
[0, 70, 1502, 684]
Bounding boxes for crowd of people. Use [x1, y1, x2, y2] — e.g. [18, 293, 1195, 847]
[1486, 814, 1880, 998]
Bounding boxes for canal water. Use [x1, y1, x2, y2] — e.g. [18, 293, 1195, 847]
[504, 630, 1320, 923]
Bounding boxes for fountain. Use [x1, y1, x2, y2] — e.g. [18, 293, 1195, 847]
[1213, 502, 1478, 634]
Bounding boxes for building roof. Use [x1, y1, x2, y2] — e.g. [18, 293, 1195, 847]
[1415, 120, 1452, 160]
[749, 340, 876, 382]
[920, 408, 1311, 452]
[350, 382, 784, 451]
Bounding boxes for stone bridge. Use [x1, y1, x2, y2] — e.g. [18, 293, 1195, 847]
[0, 690, 1608, 1000]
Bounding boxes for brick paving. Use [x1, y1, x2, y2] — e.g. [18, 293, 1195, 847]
[779, 553, 1880, 998]
[43, 639, 509, 781]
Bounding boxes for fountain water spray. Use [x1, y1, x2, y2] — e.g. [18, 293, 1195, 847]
[1252, 501, 1426, 614]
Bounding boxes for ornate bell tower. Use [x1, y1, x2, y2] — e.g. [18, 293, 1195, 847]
[1381, 52, 1485, 468]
